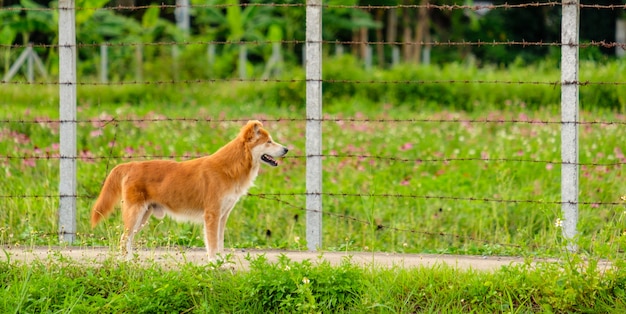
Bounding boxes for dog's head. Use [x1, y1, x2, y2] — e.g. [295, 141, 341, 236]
[241, 120, 288, 167]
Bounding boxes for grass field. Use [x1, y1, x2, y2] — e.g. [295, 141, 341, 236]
[2, 82, 626, 312]
[1, 252, 624, 313]
[1, 85, 625, 257]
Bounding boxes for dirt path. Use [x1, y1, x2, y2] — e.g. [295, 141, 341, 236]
[1, 246, 552, 271]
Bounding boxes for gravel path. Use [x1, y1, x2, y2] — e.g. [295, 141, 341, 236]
[1, 246, 549, 271]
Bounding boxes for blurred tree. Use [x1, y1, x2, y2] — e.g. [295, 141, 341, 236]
[3, 0, 626, 75]
[468, 0, 560, 64]
[469, 0, 626, 64]
[579, 0, 622, 57]
[323, 0, 379, 59]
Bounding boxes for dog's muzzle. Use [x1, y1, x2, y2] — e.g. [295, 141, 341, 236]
[262, 147, 288, 167]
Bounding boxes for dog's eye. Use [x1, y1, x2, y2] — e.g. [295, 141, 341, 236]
[267, 140, 272, 144]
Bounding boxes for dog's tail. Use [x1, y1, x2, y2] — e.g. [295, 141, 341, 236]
[91, 164, 128, 228]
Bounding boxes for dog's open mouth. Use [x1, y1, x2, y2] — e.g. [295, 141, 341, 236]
[261, 154, 279, 167]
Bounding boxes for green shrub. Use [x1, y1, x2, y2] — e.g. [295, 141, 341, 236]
[320, 56, 626, 111]
[3, 58, 625, 111]
[241, 254, 364, 312]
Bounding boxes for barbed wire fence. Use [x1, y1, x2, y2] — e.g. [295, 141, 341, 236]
[1, 0, 625, 255]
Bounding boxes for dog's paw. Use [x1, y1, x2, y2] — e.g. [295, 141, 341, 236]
[207, 253, 235, 271]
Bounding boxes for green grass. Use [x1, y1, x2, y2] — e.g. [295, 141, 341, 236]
[1, 83, 626, 258]
[1, 252, 625, 313]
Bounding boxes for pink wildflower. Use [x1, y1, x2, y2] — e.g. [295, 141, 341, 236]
[23, 158, 36, 167]
[400, 143, 413, 151]
[90, 129, 103, 137]
[79, 150, 95, 163]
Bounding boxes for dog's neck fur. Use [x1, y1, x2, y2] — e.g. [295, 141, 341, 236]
[210, 136, 258, 182]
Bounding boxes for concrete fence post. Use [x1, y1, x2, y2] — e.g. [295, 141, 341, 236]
[100, 45, 108, 83]
[561, 0, 580, 252]
[305, 0, 323, 251]
[58, 0, 77, 244]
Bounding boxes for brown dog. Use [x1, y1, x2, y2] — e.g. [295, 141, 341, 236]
[91, 120, 288, 260]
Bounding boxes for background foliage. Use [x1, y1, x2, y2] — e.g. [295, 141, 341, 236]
[2, 0, 626, 83]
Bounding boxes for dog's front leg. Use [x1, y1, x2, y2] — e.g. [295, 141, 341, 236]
[217, 204, 236, 253]
[203, 208, 220, 261]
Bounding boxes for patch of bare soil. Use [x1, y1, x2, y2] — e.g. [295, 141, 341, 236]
[1, 246, 544, 271]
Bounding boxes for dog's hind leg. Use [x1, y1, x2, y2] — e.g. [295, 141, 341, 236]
[120, 203, 151, 259]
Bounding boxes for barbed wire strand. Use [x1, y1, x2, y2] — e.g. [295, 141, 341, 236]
[2, 40, 625, 50]
[2, 154, 625, 168]
[3, 117, 626, 126]
[1, 2, 624, 13]
[1, 193, 622, 207]
[3, 78, 626, 86]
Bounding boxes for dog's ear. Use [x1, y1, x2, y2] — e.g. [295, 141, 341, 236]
[243, 120, 263, 142]
[249, 120, 262, 133]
